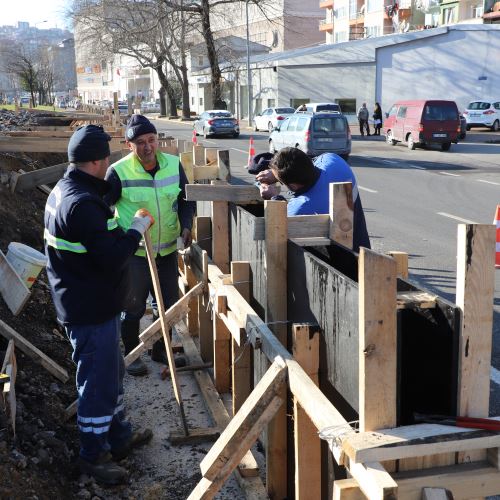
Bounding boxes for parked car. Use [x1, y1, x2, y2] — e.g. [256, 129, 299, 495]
[295, 102, 342, 114]
[268, 111, 351, 160]
[117, 102, 130, 115]
[194, 110, 239, 138]
[254, 107, 295, 132]
[141, 101, 161, 113]
[462, 99, 500, 131]
[383, 100, 460, 151]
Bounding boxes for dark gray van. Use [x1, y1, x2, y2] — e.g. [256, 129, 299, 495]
[268, 112, 351, 159]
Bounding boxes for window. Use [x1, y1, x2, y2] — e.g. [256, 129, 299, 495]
[397, 106, 407, 118]
[199, 97, 203, 106]
[365, 25, 381, 37]
[296, 117, 308, 131]
[442, 6, 456, 24]
[263, 108, 272, 115]
[316, 104, 341, 112]
[334, 31, 348, 43]
[197, 55, 204, 66]
[267, 99, 276, 107]
[335, 6, 347, 18]
[349, 0, 358, 18]
[276, 107, 295, 114]
[471, 3, 483, 17]
[387, 105, 398, 117]
[423, 104, 458, 121]
[494, 102, 500, 110]
[366, 0, 382, 12]
[335, 98, 356, 114]
[251, 32, 267, 44]
[279, 118, 290, 132]
[255, 98, 262, 115]
[468, 101, 490, 110]
[287, 116, 299, 132]
[313, 117, 346, 133]
[191, 97, 195, 105]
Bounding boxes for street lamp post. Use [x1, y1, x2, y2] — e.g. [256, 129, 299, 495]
[245, 0, 253, 127]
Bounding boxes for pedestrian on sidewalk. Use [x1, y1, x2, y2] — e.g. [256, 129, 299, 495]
[357, 102, 371, 136]
[256, 147, 371, 252]
[373, 102, 383, 136]
[105, 115, 196, 376]
[44, 125, 154, 485]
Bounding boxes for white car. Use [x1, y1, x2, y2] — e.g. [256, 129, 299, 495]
[463, 100, 500, 132]
[254, 107, 295, 132]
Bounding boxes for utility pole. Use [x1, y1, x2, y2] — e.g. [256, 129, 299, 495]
[245, 0, 253, 127]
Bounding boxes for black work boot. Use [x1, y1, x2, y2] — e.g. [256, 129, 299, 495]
[111, 428, 153, 461]
[151, 339, 187, 368]
[121, 320, 147, 376]
[77, 452, 128, 486]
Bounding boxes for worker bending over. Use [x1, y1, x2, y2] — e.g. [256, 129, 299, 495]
[44, 125, 154, 484]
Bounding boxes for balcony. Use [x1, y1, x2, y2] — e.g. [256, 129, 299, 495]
[319, 0, 334, 8]
[319, 19, 334, 30]
[349, 10, 365, 23]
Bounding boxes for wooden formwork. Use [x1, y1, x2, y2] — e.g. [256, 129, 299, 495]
[176, 142, 498, 499]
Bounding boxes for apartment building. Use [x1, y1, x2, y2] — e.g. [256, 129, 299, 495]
[320, 0, 496, 43]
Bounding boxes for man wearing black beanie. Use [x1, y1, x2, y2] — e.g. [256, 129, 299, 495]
[44, 125, 155, 484]
[105, 115, 196, 375]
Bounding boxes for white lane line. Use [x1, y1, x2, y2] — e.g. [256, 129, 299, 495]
[231, 148, 249, 154]
[439, 171, 461, 177]
[491, 366, 500, 386]
[437, 212, 477, 224]
[202, 139, 217, 145]
[477, 179, 500, 186]
[381, 159, 399, 164]
[359, 186, 378, 193]
[408, 164, 426, 170]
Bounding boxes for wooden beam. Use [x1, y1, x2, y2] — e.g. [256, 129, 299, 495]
[342, 423, 500, 464]
[211, 184, 230, 273]
[180, 151, 194, 183]
[0, 319, 68, 383]
[193, 144, 205, 166]
[396, 291, 437, 310]
[186, 265, 199, 336]
[329, 182, 354, 249]
[186, 184, 261, 203]
[217, 150, 231, 181]
[332, 479, 366, 500]
[387, 251, 409, 279]
[358, 248, 397, 433]
[199, 357, 287, 481]
[193, 165, 220, 181]
[291, 237, 331, 247]
[264, 200, 288, 500]
[214, 295, 231, 393]
[0, 250, 31, 316]
[253, 214, 330, 241]
[293, 324, 321, 500]
[456, 224, 496, 464]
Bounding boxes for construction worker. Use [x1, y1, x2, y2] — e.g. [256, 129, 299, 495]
[44, 125, 154, 485]
[105, 115, 196, 376]
[257, 147, 371, 252]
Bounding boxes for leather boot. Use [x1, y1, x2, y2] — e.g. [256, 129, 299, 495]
[121, 320, 147, 376]
[77, 452, 128, 485]
[111, 428, 153, 461]
[151, 338, 187, 368]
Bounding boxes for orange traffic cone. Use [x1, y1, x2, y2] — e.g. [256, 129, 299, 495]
[246, 136, 255, 169]
[192, 128, 197, 145]
[494, 205, 500, 269]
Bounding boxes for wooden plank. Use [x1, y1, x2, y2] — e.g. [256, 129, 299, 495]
[231, 262, 253, 415]
[169, 427, 220, 445]
[186, 184, 261, 203]
[0, 250, 31, 316]
[332, 479, 366, 500]
[194, 216, 212, 256]
[193, 144, 205, 166]
[293, 324, 321, 500]
[194, 165, 220, 181]
[0, 319, 68, 383]
[396, 291, 437, 310]
[358, 248, 397, 432]
[264, 200, 288, 500]
[329, 182, 354, 249]
[186, 265, 199, 336]
[212, 189, 230, 273]
[214, 295, 231, 393]
[387, 251, 409, 279]
[180, 151, 194, 183]
[253, 214, 330, 241]
[342, 423, 500, 463]
[218, 150, 231, 181]
[199, 357, 287, 481]
[291, 237, 331, 247]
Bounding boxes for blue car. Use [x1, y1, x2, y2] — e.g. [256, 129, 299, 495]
[194, 110, 239, 138]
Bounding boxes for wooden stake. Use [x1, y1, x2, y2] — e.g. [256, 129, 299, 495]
[211, 182, 230, 274]
[329, 182, 354, 249]
[144, 230, 189, 435]
[213, 295, 231, 393]
[387, 251, 409, 279]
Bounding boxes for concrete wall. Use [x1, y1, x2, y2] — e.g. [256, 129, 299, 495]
[376, 27, 500, 113]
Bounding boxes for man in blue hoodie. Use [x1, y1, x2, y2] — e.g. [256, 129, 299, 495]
[257, 147, 370, 252]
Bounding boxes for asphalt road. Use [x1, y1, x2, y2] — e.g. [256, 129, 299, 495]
[152, 117, 500, 415]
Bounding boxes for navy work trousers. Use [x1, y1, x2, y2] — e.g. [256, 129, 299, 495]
[121, 252, 178, 351]
[66, 315, 131, 463]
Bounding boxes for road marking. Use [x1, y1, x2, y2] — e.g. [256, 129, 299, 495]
[439, 171, 461, 177]
[437, 212, 477, 224]
[359, 186, 378, 193]
[408, 164, 426, 170]
[231, 148, 249, 154]
[203, 139, 217, 145]
[491, 366, 500, 386]
[381, 159, 399, 164]
[477, 179, 500, 186]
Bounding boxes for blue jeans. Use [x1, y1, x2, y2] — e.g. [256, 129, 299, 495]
[121, 253, 178, 352]
[66, 315, 132, 463]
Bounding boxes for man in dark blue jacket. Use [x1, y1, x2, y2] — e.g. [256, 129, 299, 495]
[44, 125, 155, 485]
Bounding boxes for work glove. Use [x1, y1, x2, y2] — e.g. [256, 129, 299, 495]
[130, 208, 155, 235]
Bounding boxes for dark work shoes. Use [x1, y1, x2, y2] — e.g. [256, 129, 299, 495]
[78, 452, 127, 486]
[126, 357, 148, 376]
[151, 340, 187, 368]
[111, 428, 153, 461]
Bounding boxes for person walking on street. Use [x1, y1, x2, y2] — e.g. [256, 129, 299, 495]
[357, 102, 371, 136]
[44, 125, 155, 485]
[105, 115, 196, 376]
[373, 102, 383, 136]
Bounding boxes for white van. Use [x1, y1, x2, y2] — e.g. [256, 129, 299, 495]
[296, 102, 342, 114]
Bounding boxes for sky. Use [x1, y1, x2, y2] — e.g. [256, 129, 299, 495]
[2, 0, 71, 30]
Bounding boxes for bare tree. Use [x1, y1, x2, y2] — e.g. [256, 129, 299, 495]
[71, 0, 194, 118]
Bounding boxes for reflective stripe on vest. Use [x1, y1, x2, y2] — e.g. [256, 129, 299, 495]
[112, 152, 181, 257]
[44, 219, 118, 253]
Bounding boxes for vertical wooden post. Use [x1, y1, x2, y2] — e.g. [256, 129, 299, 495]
[456, 224, 495, 463]
[293, 324, 321, 500]
[194, 216, 212, 257]
[387, 251, 409, 279]
[113, 92, 119, 127]
[217, 150, 231, 181]
[358, 248, 397, 432]
[211, 180, 230, 274]
[264, 200, 288, 500]
[186, 265, 199, 336]
[213, 295, 231, 393]
[329, 182, 354, 249]
[231, 261, 253, 415]
[176, 138, 186, 155]
[180, 151, 194, 184]
[193, 144, 205, 166]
